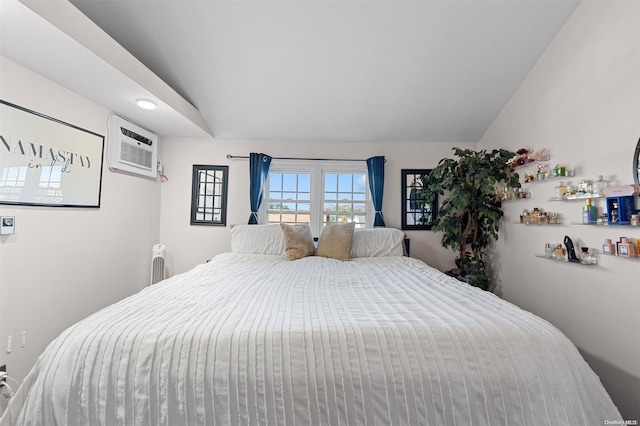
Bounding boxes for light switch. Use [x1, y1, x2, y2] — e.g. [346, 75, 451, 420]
[1, 216, 15, 235]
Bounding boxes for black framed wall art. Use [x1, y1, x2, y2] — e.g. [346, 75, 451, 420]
[0, 100, 104, 207]
[191, 165, 229, 226]
[401, 169, 437, 230]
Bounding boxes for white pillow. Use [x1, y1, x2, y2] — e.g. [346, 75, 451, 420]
[230, 224, 285, 255]
[350, 227, 405, 258]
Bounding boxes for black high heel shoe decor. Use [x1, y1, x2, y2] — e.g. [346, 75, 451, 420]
[564, 235, 580, 262]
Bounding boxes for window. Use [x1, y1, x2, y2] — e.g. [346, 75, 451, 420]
[322, 172, 367, 227]
[261, 161, 371, 236]
[190, 165, 228, 226]
[267, 172, 311, 225]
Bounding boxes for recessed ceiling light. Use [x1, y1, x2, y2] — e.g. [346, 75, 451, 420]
[136, 99, 157, 110]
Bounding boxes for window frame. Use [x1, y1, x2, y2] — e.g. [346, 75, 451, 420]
[190, 164, 229, 226]
[263, 167, 313, 226]
[260, 160, 372, 236]
[401, 168, 438, 230]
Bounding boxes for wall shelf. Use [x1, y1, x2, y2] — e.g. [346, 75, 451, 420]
[502, 197, 532, 202]
[534, 254, 597, 265]
[570, 221, 640, 227]
[524, 175, 568, 184]
[548, 194, 606, 202]
[513, 221, 563, 225]
[512, 158, 550, 169]
[514, 154, 639, 263]
[599, 254, 640, 261]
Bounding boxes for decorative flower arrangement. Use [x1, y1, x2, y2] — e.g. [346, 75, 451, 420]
[507, 148, 549, 168]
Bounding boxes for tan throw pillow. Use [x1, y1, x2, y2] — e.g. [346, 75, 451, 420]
[280, 223, 315, 260]
[316, 222, 356, 261]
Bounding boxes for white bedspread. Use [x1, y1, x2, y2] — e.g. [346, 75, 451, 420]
[2, 253, 620, 425]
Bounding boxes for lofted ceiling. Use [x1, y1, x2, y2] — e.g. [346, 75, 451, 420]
[3, 0, 580, 141]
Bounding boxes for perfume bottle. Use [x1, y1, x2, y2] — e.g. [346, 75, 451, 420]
[545, 243, 554, 257]
[578, 180, 593, 195]
[582, 199, 597, 224]
[580, 247, 590, 262]
[603, 239, 615, 255]
[609, 200, 619, 223]
[580, 247, 597, 264]
[593, 175, 608, 196]
[619, 238, 637, 257]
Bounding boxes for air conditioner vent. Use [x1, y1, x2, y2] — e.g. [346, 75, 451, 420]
[120, 127, 153, 145]
[108, 115, 158, 178]
[120, 140, 153, 169]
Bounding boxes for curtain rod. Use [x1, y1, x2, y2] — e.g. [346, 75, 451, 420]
[226, 154, 372, 162]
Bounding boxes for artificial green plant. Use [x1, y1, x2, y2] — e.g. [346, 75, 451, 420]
[419, 147, 520, 290]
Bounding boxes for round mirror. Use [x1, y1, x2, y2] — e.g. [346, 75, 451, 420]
[634, 137, 640, 185]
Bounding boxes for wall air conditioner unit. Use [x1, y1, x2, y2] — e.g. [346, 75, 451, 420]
[151, 243, 166, 285]
[108, 115, 158, 178]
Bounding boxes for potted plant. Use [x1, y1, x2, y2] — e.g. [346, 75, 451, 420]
[419, 147, 520, 290]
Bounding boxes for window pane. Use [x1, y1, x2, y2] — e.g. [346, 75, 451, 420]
[325, 174, 337, 190]
[324, 192, 337, 200]
[353, 215, 366, 225]
[281, 192, 294, 200]
[324, 202, 337, 212]
[338, 174, 353, 192]
[297, 213, 311, 223]
[282, 173, 297, 191]
[270, 173, 282, 191]
[298, 174, 310, 192]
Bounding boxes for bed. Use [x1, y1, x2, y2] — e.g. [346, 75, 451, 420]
[1, 225, 621, 425]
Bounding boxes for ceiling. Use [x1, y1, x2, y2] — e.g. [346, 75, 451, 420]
[0, 0, 210, 137]
[3, 0, 580, 142]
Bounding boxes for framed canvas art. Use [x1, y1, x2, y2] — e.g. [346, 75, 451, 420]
[0, 100, 104, 207]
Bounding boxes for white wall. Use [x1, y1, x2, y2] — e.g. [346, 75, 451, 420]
[478, 0, 639, 419]
[0, 56, 162, 398]
[158, 138, 476, 275]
